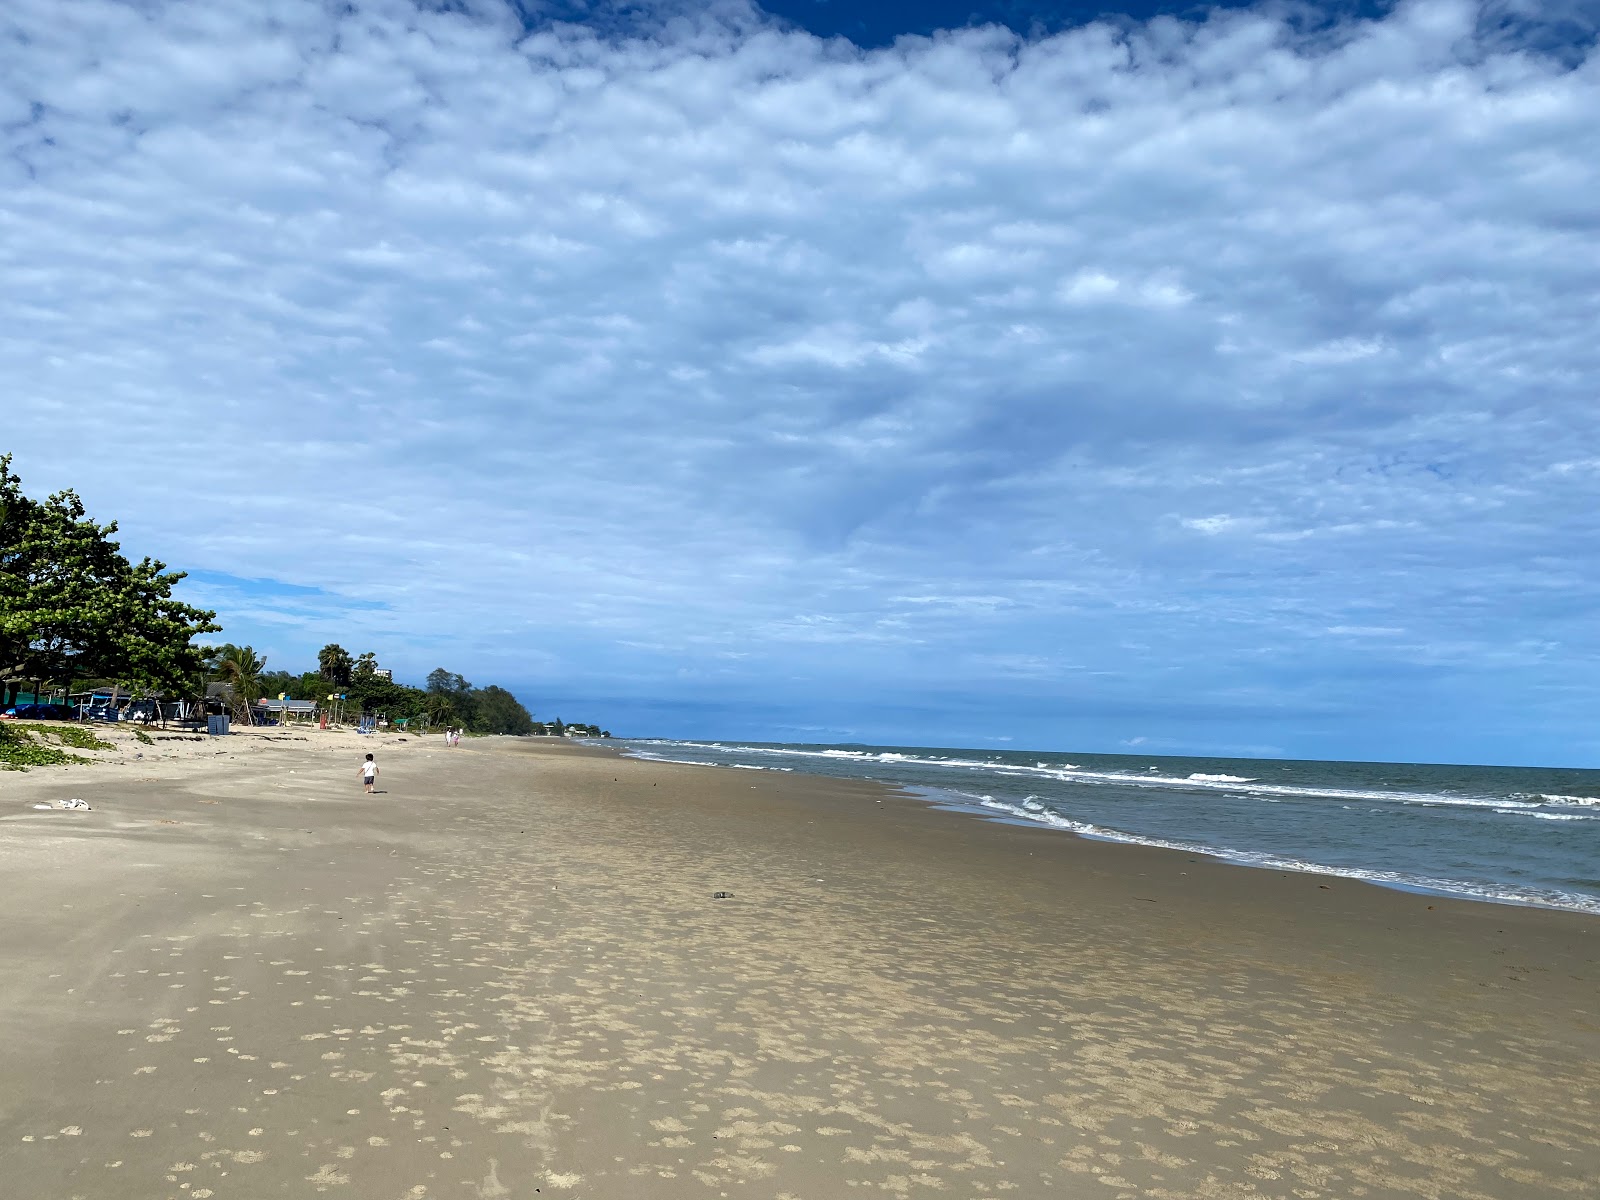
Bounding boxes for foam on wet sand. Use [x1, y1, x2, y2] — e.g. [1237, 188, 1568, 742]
[1, 730, 1596, 1197]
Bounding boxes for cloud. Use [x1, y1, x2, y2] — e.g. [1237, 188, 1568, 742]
[2, 0, 1597, 761]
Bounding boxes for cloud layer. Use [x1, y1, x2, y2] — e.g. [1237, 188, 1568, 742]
[4, 0, 1598, 761]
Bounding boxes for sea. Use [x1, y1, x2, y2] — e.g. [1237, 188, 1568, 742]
[615, 739, 1600, 915]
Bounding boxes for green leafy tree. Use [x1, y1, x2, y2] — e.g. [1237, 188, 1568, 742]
[1, 455, 218, 703]
[353, 651, 378, 681]
[348, 674, 413, 716]
[426, 668, 471, 696]
[423, 691, 460, 729]
[110, 555, 220, 698]
[258, 669, 296, 698]
[295, 670, 329, 700]
[317, 644, 353, 688]
[424, 668, 477, 728]
[177, 657, 217, 727]
[470, 685, 534, 736]
[214, 644, 268, 725]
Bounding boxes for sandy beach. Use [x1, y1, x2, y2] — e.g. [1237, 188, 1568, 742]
[1, 729, 1596, 1199]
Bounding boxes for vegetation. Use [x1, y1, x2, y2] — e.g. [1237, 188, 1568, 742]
[540, 721, 609, 738]
[0, 722, 89, 770]
[0, 455, 219, 707]
[2, 459, 606, 745]
[213, 644, 268, 724]
[317, 644, 353, 687]
[246, 648, 583, 736]
[39, 723, 115, 751]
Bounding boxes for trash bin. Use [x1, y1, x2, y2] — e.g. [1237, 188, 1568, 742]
[207, 715, 231, 736]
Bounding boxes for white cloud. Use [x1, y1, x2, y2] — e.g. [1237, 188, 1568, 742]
[3, 0, 1598, 759]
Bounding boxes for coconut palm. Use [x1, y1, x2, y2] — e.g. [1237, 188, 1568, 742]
[213, 644, 267, 725]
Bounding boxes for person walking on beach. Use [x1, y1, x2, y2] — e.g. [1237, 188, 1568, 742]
[359, 752, 379, 794]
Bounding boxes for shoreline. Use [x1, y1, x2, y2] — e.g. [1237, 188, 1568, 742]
[594, 746, 1598, 979]
[912, 785, 1600, 916]
[3, 731, 1596, 1197]
[614, 740, 1600, 917]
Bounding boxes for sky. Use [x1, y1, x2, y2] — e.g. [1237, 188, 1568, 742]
[4, 0, 1599, 765]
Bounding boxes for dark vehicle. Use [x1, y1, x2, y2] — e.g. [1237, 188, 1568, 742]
[2, 703, 69, 720]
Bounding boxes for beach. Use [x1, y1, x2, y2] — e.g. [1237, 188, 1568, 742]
[1, 730, 1596, 1199]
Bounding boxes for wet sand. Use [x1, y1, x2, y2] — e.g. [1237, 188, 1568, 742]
[1, 730, 1596, 1198]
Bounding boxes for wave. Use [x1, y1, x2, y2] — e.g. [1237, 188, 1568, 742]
[956, 793, 1600, 916]
[1495, 808, 1599, 821]
[631, 740, 1578, 813]
[619, 741, 1600, 913]
[1516, 793, 1600, 807]
[626, 751, 791, 772]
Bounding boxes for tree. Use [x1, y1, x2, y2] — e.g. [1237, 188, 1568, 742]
[426, 668, 471, 696]
[294, 670, 327, 699]
[471, 685, 534, 736]
[258, 669, 296, 698]
[175, 662, 215, 728]
[317, 644, 353, 688]
[214, 644, 268, 724]
[1, 455, 218, 703]
[348, 673, 412, 716]
[424, 669, 476, 729]
[353, 651, 378, 681]
[423, 691, 460, 728]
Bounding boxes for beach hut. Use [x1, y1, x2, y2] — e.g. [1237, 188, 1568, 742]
[254, 698, 319, 724]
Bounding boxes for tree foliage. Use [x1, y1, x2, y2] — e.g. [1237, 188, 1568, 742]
[317, 643, 353, 688]
[213, 644, 268, 724]
[426, 668, 471, 696]
[1, 455, 218, 697]
[472, 685, 535, 736]
[335, 663, 540, 735]
[422, 667, 475, 728]
[1, 460, 598, 737]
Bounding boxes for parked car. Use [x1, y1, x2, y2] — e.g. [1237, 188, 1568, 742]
[1, 703, 68, 720]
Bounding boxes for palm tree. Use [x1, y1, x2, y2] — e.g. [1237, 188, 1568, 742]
[214, 644, 267, 725]
[423, 691, 459, 729]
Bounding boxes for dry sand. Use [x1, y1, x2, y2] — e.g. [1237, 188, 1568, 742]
[1, 728, 1596, 1199]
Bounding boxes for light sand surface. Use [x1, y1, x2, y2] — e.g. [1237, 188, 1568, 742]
[1, 730, 1596, 1199]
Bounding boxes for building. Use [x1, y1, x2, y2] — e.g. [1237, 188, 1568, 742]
[255, 698, 319, 721]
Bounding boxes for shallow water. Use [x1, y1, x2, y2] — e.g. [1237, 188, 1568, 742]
[617, 739, 1600, 914]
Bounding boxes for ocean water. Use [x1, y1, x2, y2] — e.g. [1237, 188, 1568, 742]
[616, 739, 1600, 915]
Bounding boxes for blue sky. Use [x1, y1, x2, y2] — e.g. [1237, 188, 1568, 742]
[5, 0, 1599, 764]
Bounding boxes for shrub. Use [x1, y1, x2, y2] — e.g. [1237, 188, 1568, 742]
[0, 724, 87, 770]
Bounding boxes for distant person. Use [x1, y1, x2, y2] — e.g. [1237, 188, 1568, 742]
[359, 752, 379, 793]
